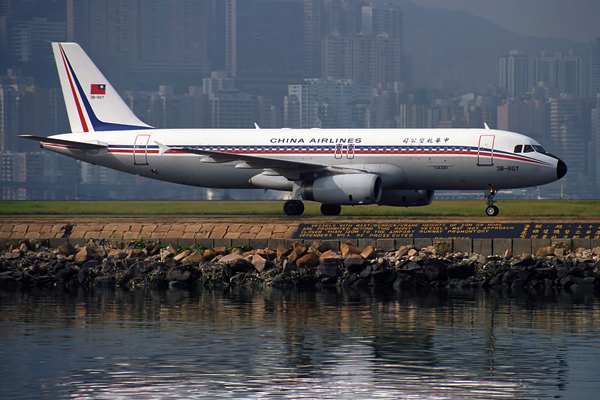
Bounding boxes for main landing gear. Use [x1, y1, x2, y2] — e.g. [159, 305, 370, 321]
[283, 200, 304, 216]
[484, 188, 499, 216]
[283, 200, 342, 216]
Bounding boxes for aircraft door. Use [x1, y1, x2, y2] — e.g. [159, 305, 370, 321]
[477, 135, 495, 166]
[134, 134, 150, 165]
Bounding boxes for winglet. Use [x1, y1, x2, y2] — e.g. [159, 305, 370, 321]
[484, 122, 490, 130]
[254, 123, 261, 129]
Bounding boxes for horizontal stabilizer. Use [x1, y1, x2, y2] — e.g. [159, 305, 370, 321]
[19, 135, 107, 150]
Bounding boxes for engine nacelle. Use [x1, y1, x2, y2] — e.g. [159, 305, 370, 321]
[301, 174, 382, 205]
[378, 189, 435, 207]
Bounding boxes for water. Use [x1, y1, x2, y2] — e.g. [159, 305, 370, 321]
[1, 287, 599, 400]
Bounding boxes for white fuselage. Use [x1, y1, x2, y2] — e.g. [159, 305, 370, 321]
[43, 127, 563, 192]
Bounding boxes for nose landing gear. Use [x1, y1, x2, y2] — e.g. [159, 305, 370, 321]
[484, 189, 499, 216]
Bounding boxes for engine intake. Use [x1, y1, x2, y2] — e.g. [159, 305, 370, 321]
[302, 174, 382, 205]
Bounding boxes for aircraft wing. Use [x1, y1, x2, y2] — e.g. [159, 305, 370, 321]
[19, 135, 107, 151]
[165, 145, 367, 181]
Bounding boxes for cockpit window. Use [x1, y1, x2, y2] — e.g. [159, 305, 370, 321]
[523, 145, 534, 153]
[533, 145, 547, 154]
[514, 145, 522, 153]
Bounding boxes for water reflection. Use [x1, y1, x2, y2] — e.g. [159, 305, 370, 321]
[1, 287, 599, 399]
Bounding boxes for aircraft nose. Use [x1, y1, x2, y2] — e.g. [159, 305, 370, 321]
[557, 159, 567, 180]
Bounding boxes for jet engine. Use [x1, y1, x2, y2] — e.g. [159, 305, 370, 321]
[301, 174, 382, 205]
[378, 189, 435, 207]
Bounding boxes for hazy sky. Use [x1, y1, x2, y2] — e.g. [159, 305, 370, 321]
[408, 0, 600, 43]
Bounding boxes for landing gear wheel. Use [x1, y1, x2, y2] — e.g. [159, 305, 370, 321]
[320, 204, 341, 216]
[485, 205, 499, 217]
[283, 200, 304, 216]
[484, 188, 499, 217]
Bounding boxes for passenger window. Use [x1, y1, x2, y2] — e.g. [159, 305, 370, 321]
[514, 145, 522, 153]
[524, 145, 534, 153]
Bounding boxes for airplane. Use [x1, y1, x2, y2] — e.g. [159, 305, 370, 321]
[21, 42, 567, 216]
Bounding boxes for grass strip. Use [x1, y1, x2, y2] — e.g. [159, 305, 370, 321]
[1, 200, 600, 217]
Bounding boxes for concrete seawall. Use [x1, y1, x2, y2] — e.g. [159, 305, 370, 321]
[2, 219, 600, 256]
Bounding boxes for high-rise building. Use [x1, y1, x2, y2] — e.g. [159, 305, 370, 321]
[497, 98, 546, 142]
[68, 0, 210, 79]
[499, 51, 530, 99]
[10, 17, 66, 62]
[284, 78, 372, 128]
[549, 96, 585, 192]
[586, 38, 600, 98]
[532, 51, 582, 98]
[321, 3, 402, 87]
[226, 0, 304, 89]
[303, 0, 322, 77]
[361, 3, 402, 38]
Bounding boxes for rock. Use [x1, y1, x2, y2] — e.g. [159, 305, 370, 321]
[360, 246, 377, 259]
[395, 245, 414, 258]
[167, 268, 193, 282]
[296, 252, 320, 268]
[218, 253, 243, 264]
[126, 249, 145, 260]
[502, 270, 519, 284]
[341, 273, 358, 288]
[183, 251, 205, 263]
[311, 241, 328, 254]
[203, 249, 216, 260]
[213, 247, 227, 256]
[58, 242, 76, 256]
[340, 242, 362, 257]
[252, 254, 268, 272]
[4, 251, 20, 260]
[359, 264, 372, 279]
[230, 247, 245, 256]
[282, 259, 298, 273]
[408, 249, 419, 257]
[74, 246, 94, 263]
[536, 246, 554, 257]
[167, 243, 178, 255]
[370, 269, 393, 286]
[402, 261, 422, 272]
[511, 254, 535, 267]
[288, 243, 308, 263]
[447, 262, 474, 279]
[320, 250, 342, 261]
[108, 249, 128, 260]
[344, 254, 365, 271]
[317, 260, 338, 277]
[423, 258, 447, 281]
[256, 249, 276, 260]
[173, 249, 191, 261]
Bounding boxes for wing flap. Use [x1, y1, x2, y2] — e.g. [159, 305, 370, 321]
[167, 146, 368, 181]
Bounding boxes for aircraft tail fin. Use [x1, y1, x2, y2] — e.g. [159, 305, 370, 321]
[52, 42, 153, 133]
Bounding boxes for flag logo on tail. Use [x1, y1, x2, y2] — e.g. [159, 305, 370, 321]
[91, 84, 106, 95]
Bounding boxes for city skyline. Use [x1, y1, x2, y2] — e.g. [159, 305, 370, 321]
[1, 0, 599, 201]
[407, 0, 600, 43]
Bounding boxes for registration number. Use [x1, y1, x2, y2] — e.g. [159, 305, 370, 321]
[497, 166, 519, 172]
